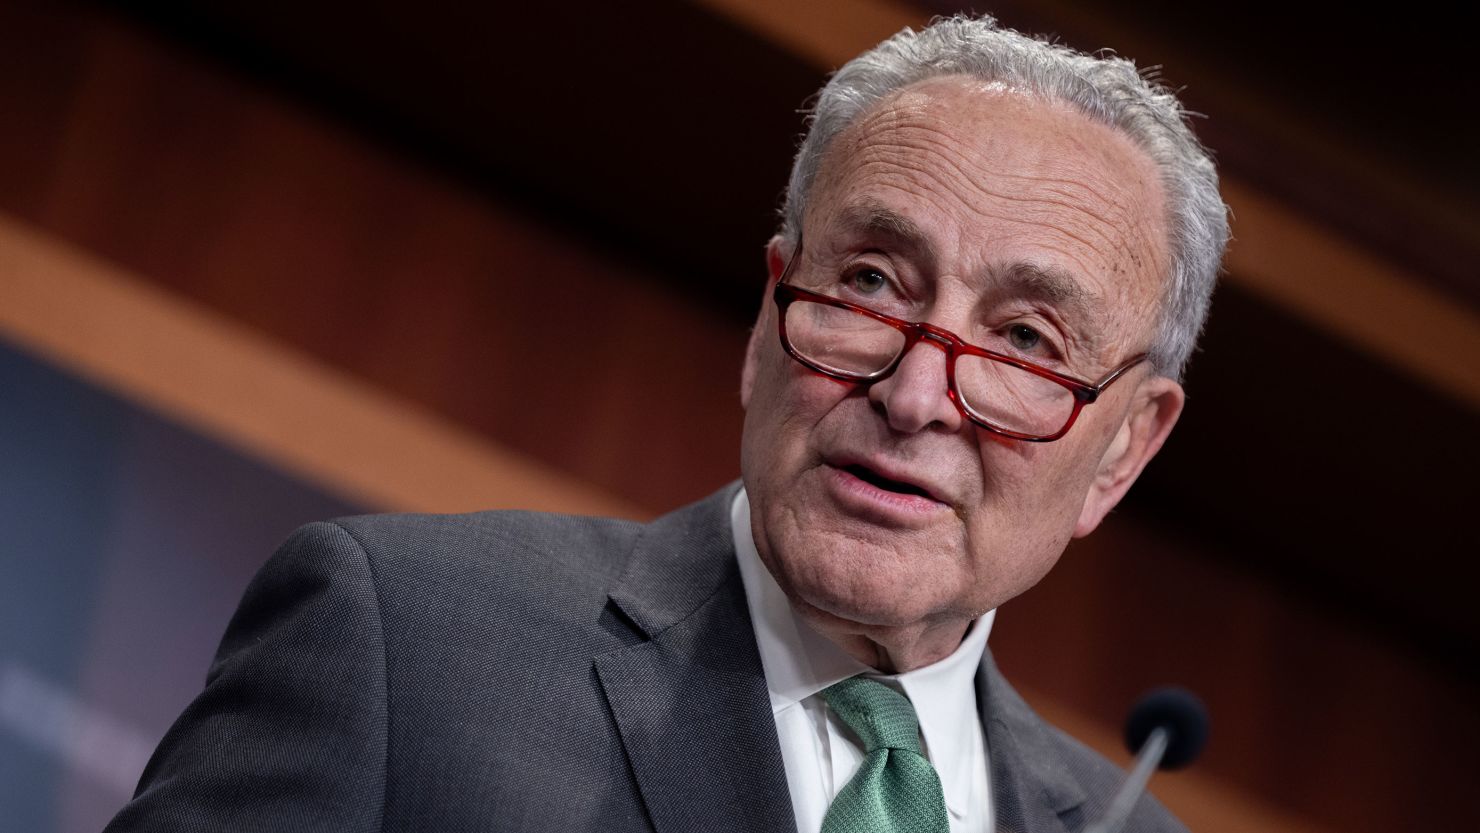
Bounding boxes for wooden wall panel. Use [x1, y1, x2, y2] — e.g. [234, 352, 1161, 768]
[1, 3, 751, 513]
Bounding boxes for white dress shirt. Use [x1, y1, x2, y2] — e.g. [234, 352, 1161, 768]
[731, 489, 996, 833]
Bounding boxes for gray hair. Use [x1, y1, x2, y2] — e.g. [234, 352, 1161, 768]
[780, 15, 1229, 380]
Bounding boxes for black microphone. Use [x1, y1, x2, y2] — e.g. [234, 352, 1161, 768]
[1083, 687, 1209, 833]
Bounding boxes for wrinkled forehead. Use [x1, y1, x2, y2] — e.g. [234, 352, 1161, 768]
[806, 77, 1172, 339]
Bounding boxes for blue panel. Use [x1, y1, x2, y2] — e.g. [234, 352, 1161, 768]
[0, 336, 364, 833]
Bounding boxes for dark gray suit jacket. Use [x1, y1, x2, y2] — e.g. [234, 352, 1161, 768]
[106, 485, 1186, 832]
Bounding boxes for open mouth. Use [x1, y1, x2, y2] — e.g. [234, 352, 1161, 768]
[841, 464, 937, 501]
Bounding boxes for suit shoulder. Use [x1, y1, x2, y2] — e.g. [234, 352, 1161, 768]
[324, 508, 642, 576]
[273, 509, 649, 641]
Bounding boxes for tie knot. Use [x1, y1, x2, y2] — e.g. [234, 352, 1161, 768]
[822, 677, 923, 754]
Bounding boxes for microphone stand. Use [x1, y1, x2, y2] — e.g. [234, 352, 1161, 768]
[1082, 726, 1169, 833]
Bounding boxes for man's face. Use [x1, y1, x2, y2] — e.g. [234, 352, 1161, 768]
[740, 77, 1183, 638]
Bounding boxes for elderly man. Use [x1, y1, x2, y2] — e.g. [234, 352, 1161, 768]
[107, 14, 1226, 833]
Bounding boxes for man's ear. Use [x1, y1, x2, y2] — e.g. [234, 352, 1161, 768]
[1073, 375, 1185, 537]
[741, 236, 791, 408]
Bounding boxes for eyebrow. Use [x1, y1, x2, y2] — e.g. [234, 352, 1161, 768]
[835, 201, 939, 269]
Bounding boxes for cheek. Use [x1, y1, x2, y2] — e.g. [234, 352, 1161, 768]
[957, 481, 1077, 609]
[742, 354, 838, 474]
[966, 439, 1099, 557]
[751, 341, 854, 426]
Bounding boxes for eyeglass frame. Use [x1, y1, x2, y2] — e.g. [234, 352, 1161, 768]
[770, 240, 1149, 442]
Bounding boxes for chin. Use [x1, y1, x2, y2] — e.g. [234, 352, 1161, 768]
[774, 539, 953, 629]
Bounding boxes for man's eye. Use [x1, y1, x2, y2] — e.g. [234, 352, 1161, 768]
[848, 268, 888, 294]
[1007, 324, 1043, 352]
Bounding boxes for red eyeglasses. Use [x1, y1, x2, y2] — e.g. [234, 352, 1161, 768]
[772, 244, 1147, 442]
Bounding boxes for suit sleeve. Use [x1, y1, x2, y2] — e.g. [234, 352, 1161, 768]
[104, 522, 389, 833]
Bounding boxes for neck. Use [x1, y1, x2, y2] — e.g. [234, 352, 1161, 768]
[801, 608, 973, 673]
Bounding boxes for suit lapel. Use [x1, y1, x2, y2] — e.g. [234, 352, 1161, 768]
[978, 652, 1087, 833]
[594, 486, 797, 833]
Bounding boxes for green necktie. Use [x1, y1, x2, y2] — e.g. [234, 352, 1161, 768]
[821, 676, 951, 833]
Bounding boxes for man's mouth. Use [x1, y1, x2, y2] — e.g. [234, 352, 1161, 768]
[820, 458, 951, 522]
[841, 464, 937, 501]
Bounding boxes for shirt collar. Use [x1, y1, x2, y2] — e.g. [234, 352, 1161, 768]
[731, 488, 995, 817]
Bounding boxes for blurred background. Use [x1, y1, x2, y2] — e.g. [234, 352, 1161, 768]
[0, 1, 1475, 831]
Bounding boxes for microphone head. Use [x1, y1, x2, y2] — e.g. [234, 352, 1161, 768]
[1124, 687, 1209, 770]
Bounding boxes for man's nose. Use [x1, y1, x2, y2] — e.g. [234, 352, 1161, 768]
[867, 338, 964, 434]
